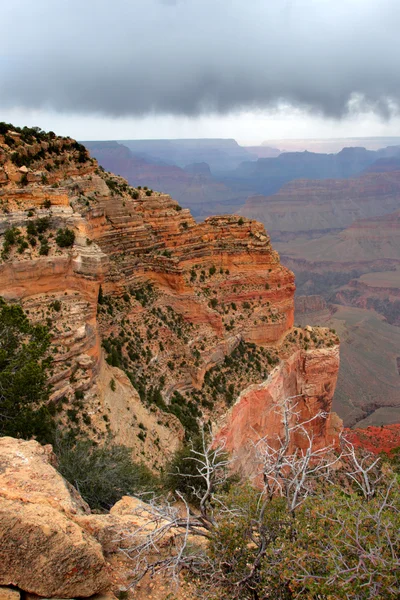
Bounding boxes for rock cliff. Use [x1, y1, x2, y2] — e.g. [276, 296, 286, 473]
[0, 124, 341, 468]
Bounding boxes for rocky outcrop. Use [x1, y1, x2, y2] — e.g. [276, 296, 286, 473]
[0, 437, 175, 599]
[0, 437, 109, 597]
[0, 500, 109, 597]
[215, 343, 341, 478]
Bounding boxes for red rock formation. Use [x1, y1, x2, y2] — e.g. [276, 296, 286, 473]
[0, 125, 341, 466]
[345, 424, 400, 455]
[215, 344, 341, 478]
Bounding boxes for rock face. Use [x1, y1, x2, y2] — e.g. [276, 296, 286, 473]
[0, 437, 178, 599]
[0, 437, 109, 597]
[215, 344, 341, 478]
[0, 124, 341, 468]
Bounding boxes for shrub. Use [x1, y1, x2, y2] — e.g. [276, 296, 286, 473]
[39, 240, 50, 255]
[210, 298, 218, 309]
[0, 298, 54, 442]
[42, 198, 51, 209]
[56, 228, 75, 248]
[51, 300, 61, 312]
[145, 190, 152, 197]
[35, 217, 50, 233]
[27, 221, 37, 236]
[54, 437, 157, 510]
[17, 240, 29, 254]
[4, 228, 18, 245]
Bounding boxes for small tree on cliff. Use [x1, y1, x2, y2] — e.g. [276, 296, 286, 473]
[0, 298, 54, 442]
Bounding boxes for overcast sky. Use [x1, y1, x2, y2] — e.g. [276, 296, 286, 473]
[2, 0, 400, 143]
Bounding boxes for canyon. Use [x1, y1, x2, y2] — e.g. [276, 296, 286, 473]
[0, 124, 345, 600]
[11, 129, 397, 432]
[0, 124, 340, 469]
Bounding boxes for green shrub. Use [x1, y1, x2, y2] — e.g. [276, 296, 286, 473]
[54, 437, 157, 510]
[0, 298, 54, 442]
[51, 300, 61, 312]
[35, 217, 50, 233]
[27, 221, 37, 236]
[210, 298, 218, 309]
[56, 228, 75, 248]
[4, 227, 19, 245]
[17, 240, 28, 254]
[39, 240, 50, 255]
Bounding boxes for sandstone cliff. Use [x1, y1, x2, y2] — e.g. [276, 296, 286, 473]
[0, 124, 341, 467]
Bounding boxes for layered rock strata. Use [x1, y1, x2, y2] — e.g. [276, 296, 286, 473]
[0, 125, 341, 466]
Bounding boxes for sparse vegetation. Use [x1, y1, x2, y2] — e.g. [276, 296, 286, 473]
[54, 436, 156, 510]
[0, 298, 54, 442]
[55, 227, 75, 248]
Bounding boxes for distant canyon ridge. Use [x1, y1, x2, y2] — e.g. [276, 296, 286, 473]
[85, 136, 400, 428]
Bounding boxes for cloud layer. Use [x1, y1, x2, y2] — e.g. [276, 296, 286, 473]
[2, 0, 400, 119]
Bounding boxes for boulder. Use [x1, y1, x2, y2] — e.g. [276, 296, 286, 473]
[0, 588, 20, 600]
[0, 438, 110, 597]
[0, 437, 89, 515]
[0, 498, 109, 597]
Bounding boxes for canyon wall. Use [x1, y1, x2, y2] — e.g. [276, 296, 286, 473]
[0, 125, 341, 467]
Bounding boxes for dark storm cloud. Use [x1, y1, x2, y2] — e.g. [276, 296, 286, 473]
[1, 0, 400, 119]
